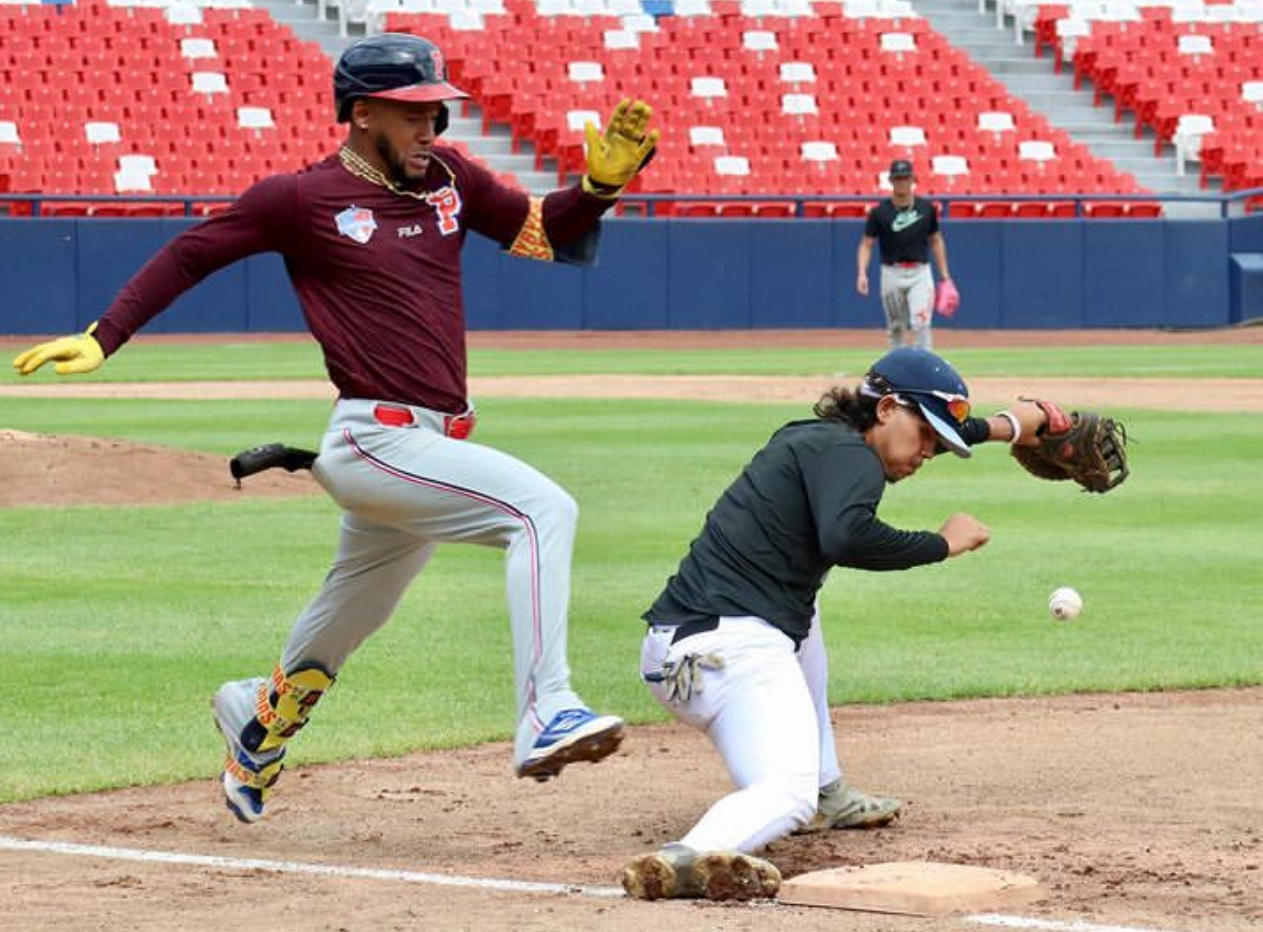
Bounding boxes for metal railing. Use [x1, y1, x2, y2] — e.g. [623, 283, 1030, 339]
[615, 189, 1263, 220]
[0, 194, 236, 219]
[3, 189, 1262, 220]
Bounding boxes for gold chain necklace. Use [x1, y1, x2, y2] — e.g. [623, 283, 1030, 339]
[338, 146, 455, 199]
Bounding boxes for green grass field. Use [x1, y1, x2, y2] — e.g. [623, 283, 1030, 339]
[1, 341, 1260, 803]
[4, 339, 1262, 381]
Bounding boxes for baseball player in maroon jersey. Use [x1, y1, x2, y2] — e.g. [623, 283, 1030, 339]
[622, 348, 1052, 901]
[12, 33, 659, 823]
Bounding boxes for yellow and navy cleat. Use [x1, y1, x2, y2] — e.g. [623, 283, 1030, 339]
[219, 746, 284, 824]
[212, 678, 287, 823]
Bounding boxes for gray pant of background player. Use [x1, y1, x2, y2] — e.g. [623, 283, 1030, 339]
[283, 398, 588, 766]
[880, 262, 935, 349]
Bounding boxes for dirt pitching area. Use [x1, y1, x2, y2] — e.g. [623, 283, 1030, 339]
[1, 329, 1260, 932]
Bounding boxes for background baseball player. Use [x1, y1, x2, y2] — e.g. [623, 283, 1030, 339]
[12, 33, 658, 824]
[856, 160, 954, 349]
[622, 348, 1056, 901]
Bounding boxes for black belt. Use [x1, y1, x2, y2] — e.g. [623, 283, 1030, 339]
[665, 617, 719, 645]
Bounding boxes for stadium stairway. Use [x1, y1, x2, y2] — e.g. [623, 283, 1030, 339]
[911, 0, 1220, 213]
[245, 0, 563, 191]
[251, 0, 349, 56]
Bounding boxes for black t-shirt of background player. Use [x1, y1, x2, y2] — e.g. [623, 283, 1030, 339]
[865, 197, 940, 265]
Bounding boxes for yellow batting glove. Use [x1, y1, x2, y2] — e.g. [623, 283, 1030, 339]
[581, 98, 660, 199]
[12, 321, 106, 376]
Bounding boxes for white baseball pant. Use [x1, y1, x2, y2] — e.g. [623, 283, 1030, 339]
[639, 609, 843, 853]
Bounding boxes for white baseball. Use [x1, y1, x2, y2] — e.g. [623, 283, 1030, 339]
[1048, 587, 1084, 621]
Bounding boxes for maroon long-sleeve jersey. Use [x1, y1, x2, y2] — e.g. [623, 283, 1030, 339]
[93, 147, 611, 413]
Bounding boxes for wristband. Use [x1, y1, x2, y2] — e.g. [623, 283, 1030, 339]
[996, 410, 1021, 444]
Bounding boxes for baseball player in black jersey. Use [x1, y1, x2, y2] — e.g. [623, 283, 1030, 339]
[857, 160, 954, 350]
[13, 33, 658, 825]
[621, 348, 1054, 901]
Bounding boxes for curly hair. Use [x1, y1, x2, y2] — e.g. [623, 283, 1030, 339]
[813, 384, 882, 432]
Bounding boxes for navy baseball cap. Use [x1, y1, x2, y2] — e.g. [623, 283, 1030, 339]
[889, 159, 915, 179]
[862, 347, 972, 457]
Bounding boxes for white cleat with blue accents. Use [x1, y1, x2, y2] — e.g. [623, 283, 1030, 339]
[516, 709, 625, 782]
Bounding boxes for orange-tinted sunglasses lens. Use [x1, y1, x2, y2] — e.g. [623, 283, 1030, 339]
[945, 397, 971, 422]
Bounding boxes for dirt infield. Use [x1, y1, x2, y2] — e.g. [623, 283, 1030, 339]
[4, 373, 1260, 508]
[1, 690, 1259, 932]
[4, 374, 1263, 412]
[2, 329, 1261, 932]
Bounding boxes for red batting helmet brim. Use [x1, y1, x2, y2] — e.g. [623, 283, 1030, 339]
[364, 82, 469, 104]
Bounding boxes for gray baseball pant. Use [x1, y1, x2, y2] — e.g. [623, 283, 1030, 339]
[879, 263, 935, 349]
[280, 398, 586, 766]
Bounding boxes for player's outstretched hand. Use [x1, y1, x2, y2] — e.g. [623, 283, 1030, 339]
[582, 99, 659, 198]
[12, 322, 105, 376]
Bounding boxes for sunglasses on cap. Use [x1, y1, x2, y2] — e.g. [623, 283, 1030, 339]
[894, 388, 971, 424]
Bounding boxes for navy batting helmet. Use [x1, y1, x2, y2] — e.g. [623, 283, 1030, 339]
[333, 33, 468, 131]
[863, 347, 972, 457]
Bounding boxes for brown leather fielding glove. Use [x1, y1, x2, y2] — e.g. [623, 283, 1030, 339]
[1011, 399, 1130, 493]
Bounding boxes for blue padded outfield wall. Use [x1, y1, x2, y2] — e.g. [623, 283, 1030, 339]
[0, 214, 1260, 335]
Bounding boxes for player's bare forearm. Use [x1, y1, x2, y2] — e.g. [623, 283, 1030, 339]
[930, 234, 950, 281]
[855, 238, 874, 294]
[985, 401, 1047, 446]
[856, 237, 873, 271]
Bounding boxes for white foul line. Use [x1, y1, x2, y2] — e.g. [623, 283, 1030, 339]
[0, 834, 624, 899]
[965, 914, 1228, 932]
[0, 834, 1229, 932]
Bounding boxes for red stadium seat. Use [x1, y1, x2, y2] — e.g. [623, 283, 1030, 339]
[0, 0, 1169, 214]
[981, 201, 1020, 218]
[40, 201, 95, 217]
[829, 202, 871, 218]
[752, 201, 798, 218]
[1013, 201, 1050, 218]
[676, 202, 723, 217]
[946, 201, 983, 219]
[1084, 201, 1127, 218]
[1068, 15, 1263, 190]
